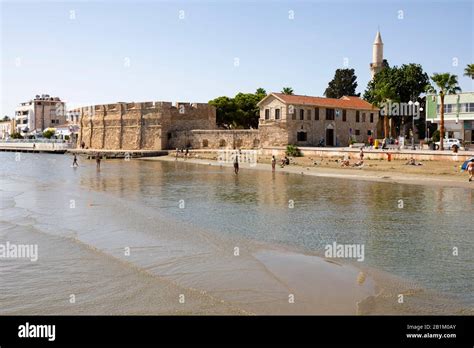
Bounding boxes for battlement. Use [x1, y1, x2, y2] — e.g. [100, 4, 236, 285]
[70, 101, 214, 114]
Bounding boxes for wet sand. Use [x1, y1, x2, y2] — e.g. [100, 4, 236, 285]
[145, 155, 473, 189]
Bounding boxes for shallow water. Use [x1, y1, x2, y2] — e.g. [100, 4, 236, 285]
[0, 153, 472, 314]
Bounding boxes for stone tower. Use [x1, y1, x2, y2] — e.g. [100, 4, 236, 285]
[370, 30, 384, 79]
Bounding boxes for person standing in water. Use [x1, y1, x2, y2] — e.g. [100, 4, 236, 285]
[271, 155, 276, 172]
[72, 154, 79, 167]
[96, 153, 101, 170]
[233, 153, 239, 174]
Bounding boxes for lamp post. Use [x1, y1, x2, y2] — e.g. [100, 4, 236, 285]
[408, 101, 415, 150]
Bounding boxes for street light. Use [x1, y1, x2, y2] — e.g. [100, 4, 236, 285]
[408, 101, 417, 150]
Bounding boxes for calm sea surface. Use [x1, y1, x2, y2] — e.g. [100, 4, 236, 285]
[0, 153, 472, 314]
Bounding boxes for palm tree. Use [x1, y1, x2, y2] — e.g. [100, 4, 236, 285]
[426, 73, 461, 150]
[374, 82, 398, 140]
[281, 87, 294, 95]
[255, 88, 266, 95]
[464, 64, 474, 79]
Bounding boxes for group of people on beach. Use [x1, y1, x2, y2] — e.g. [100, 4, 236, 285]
[175, 148, 190, 160]
[340, 148, 364, 168]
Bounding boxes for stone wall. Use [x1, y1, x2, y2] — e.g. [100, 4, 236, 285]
[169, 129, 260, 149]
[76, 101, 215, 150]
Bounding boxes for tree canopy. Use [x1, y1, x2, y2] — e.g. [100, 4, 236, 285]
[363, 63, 429, 104]
[463, 64, 474, 79]
[324, 68, 359, 98]
[209, 88, 267, 129]
[281, 87, 294, 95]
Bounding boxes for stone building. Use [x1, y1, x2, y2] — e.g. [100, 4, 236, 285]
[14, 94, 66, 135]
[257, 93, 380, 147]
[75, 101, 216, 150]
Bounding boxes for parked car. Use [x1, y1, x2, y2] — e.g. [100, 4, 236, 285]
[435, 138, 462, 149]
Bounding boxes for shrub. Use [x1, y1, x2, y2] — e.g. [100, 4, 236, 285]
[286, 144, 302, 157]
[43, 129, 55, 139]
[432, 130, 440, 142]
[10, 132, 23, 139]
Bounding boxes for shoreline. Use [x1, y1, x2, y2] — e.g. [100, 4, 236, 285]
[139, 155, 474, 189]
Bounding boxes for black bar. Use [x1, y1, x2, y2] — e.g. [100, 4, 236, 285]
[0, 316, 472, 346]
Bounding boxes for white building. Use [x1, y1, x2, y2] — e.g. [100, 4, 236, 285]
[14, 94, 66, 135]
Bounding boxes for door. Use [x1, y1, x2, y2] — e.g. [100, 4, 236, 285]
[326, 129, 334, 146]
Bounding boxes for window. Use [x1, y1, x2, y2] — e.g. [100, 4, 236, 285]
[355, 129, 360, 136]
[335, 109, 341, 118]
[300, 109, 304, 120]
[461, 103, 474, 112]
[326, 108, 335, 120]
[367, 130, 372, 136]
[362, 113, 366, 122]
[438, 104, 454, 113]
[265, 109, 270, 120]
[219, 139, 226, 147]
[356, 111, 360, 122]
[370, 113, 374, 123]
[51, 120, 55, 124]
[202, 139, 209, 148]
[297, 131, 307, 142]
[275, 109, 280, 120]
[342, 110, 347, 122]
[314, 108, 320, 120]
[307, 109, 311, 120]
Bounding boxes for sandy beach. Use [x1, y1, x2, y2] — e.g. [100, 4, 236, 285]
[141, 153, 474, 189]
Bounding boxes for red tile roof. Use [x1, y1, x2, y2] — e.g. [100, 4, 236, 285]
[270, 93, 378, 111]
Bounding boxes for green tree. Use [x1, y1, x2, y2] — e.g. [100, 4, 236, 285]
[364, 63, 429, 138]
[364, 64, 428, 104]
[281, 87, 294, 95]
[209, 90, 267, 129]
[375, 82, 399, 139]
[255, 88, 267, 97]
[43, 129, 55, 139]
[2, 115, 10, 122]
[464, 64, 474, 79]
[426, 73, 461, 150]
[324, 68, 360, 98]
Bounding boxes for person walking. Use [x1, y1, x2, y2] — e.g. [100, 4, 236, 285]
[271, 155, 276, 172]
[72, 154, 79, 167]
[359, 147, 364, 161]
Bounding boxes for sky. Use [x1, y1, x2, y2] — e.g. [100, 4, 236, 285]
[1, 0, 473, 117]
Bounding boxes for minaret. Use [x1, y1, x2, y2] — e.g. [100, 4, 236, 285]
[370, 30, 383, 79]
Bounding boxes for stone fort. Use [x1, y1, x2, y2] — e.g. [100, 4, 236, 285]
[74, 93, 379, 151]
[74, 101, 261, 151]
